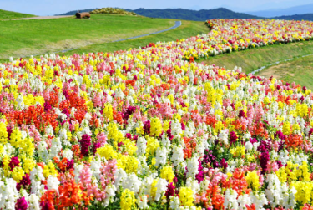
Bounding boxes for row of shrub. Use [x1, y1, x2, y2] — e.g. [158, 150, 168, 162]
[90, 8, 137, 15]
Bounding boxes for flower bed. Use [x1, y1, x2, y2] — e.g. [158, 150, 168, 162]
[199, 19, 313, 58]
[0, 19, 313, 210]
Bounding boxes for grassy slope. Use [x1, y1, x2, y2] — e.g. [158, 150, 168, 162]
[257, 55, 313, 90]
[0, 14, 175, 59]
[54, 20, 210, 56]
[198, 41, 313, 74]
[0, 9, 36, 19]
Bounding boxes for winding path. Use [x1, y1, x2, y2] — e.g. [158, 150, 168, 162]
[56, 20, 182, 54]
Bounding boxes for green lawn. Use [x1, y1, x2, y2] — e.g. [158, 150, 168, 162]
[197, 40, 313, 74]
[0, 14, 177, 59]
[0, 9, 37, 20]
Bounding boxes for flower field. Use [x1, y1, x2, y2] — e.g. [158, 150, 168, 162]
[184, 19, 313, 60]
[1, 19, 313, 210]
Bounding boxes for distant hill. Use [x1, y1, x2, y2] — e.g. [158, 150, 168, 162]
[124, 8, 262, 21]
[275, 14, 313, 21]
[247, 4, 313, 18]
[55, 9, 94, 16]
[0, 9, 37, 19]
[57, 8, 262, 20]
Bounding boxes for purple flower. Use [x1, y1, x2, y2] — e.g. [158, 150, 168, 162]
[144, 120, 150, 135]
[63, 89, 69, 100]
[67, 159, 74, 170]
[164, 182, 176, 198]
[7, 126, 13, 140]
[125, 133, 132, 139]
[181, 122, 185, 130]
[79, 134, 91, 157]
[220, 158, 228, 168]
[62, 108, 70, 117]
[43, 101, 52, 112]
[229, 131, 238, 146]
[93, 142, 101, 155]
[300, 95, 305, 103]
[250, 138, 257, 145]
[260, 151, 270, 175]
[15, 197, 28, 210]
[9, 156, 19, 171]
[239, 110, 246, 118]
[16, 173, 31, 191]
[166, 129, 174, 140]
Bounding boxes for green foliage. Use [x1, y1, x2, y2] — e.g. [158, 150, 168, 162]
[0, 9, 36, 20]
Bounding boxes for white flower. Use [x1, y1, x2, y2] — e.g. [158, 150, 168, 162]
[154, 178, 168, 201]
[186, 156, 199, 179]
[122, 173, 141, 193]
[139, 195, 149, 209]
[245, 141, 253, 151]
[169, 196, 180, 210]
[155, 147, 168, 167]
[137, 137, 147, 156]
[28, 194, 40, 210]
[47, 175, 60, 192]
[63, 149, 73, 161]
[171, 145, 184, 166]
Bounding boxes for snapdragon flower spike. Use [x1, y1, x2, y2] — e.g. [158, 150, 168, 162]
[80, 134, 91, 157]
[16, 173, 31, 191]
[15, 197, 28, 210]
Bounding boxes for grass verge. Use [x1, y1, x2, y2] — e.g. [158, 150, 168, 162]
[197, 40, 313, 74]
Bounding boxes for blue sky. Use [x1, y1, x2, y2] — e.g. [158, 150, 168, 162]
[1, 0, 313, 16]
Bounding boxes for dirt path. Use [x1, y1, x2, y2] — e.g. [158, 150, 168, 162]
[0, 15, 73, 21]
[21, 15, 73, 20]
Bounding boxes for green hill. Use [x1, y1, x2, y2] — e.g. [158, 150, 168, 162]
[275, 14, 313, 21]
[0, 9, 37, 19]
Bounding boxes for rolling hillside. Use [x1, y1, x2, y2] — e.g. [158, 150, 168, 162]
[0, 9, 37, 19]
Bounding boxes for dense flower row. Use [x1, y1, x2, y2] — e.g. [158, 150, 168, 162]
[0, 19, 313, 210]
[198, 19, 313, 58]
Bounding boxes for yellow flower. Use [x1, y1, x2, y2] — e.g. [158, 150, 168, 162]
[120, 189, 136, 210]
[179, 187, 194, 206]
[160, 166, 175, 182]
[246, 171, 260, 191]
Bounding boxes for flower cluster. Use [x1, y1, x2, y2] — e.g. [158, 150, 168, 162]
[0, 18, 313, 210]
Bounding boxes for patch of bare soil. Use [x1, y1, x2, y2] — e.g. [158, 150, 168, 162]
[258, 63, 290, 80]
